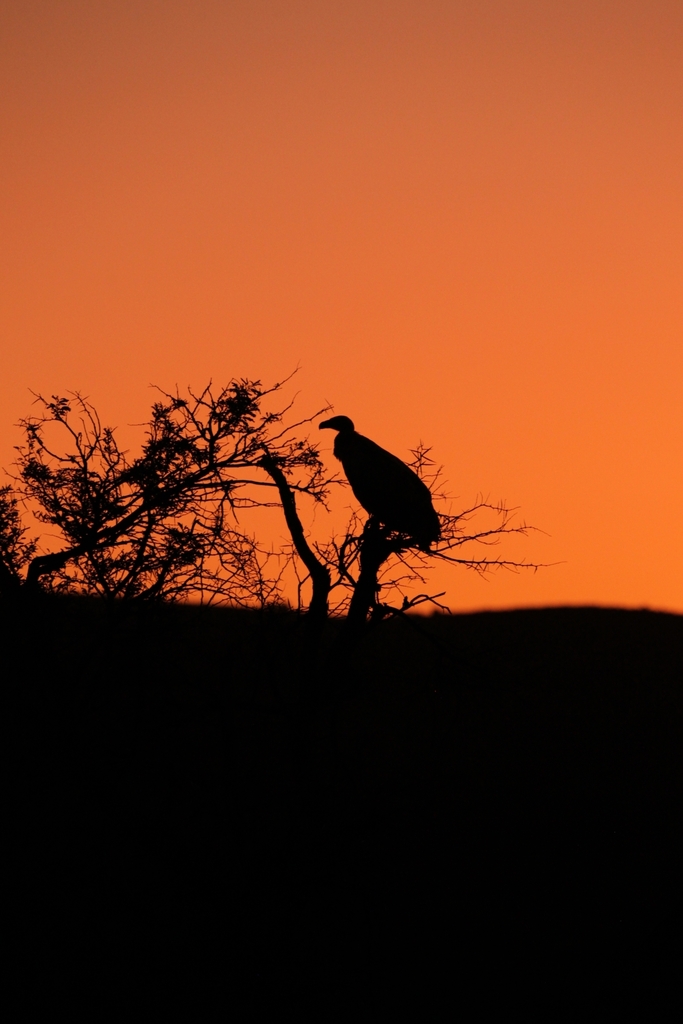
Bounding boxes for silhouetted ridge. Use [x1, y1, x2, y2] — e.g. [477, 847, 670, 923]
[5, 597, 683, 988]
[319, 415, 440, 549]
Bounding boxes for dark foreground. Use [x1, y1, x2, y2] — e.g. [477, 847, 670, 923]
[6, 597, 683, 1000]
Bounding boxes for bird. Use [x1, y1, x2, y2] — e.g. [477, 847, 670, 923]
[319, 415, 441, 550]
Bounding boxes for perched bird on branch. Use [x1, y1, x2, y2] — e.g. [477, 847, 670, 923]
[319, 415, 441, 550]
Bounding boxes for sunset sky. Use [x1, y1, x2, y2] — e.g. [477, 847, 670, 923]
[1, 0, 681, 612]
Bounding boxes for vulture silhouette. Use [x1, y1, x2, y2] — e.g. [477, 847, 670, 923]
[319, 416, 441, 550]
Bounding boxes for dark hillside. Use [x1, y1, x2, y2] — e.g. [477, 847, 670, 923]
[6, 597, 682, 993]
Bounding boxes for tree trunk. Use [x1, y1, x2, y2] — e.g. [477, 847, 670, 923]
[346, 518, 394, 631]
[259, 454, 331, 625]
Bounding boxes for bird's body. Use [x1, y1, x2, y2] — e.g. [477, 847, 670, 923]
[319, 416, 441, 549]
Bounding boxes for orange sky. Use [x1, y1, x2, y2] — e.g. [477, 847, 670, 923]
[1, 0, 682, 612]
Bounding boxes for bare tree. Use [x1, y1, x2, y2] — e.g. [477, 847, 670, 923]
[294, 444, 545, 629]
[8, 379, 334, 605]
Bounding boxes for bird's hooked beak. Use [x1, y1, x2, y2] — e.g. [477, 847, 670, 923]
[318, 415, 355, 432]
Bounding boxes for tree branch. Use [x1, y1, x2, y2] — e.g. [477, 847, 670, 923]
[258, 451, 330, 623]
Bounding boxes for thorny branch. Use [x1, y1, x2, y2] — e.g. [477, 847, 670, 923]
[301, 444, 548, 623]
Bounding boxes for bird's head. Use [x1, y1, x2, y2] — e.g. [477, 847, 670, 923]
[319, 415, 355, 433]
